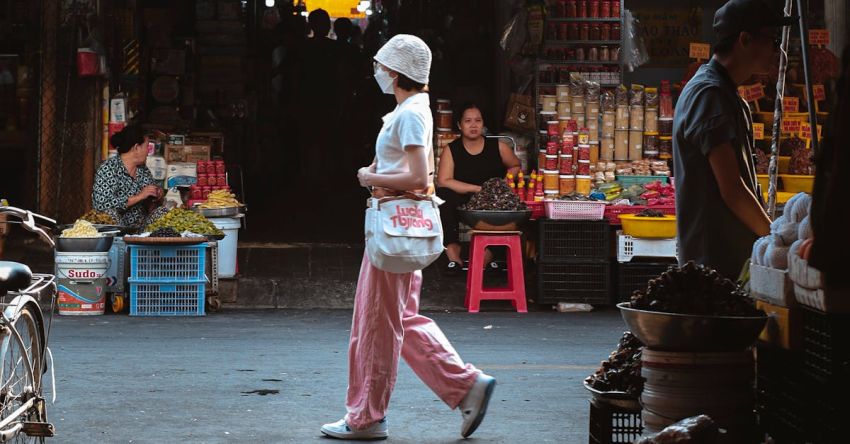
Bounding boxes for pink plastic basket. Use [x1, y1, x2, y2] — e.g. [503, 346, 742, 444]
[544, 200, 607, 220]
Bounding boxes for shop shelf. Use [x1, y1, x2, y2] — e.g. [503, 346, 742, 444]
[538, 219, 610, 261]
[801, 306, 850, 385]
[615, 260, 676, 303]
[129, 244, 207, 282]
[538, 60, 621, 65]
[537, 260, 612, 305]
[603, 205, 675, 225]
[545, 40, 622, 46]
[588, 398, 642, 444]
[616, 231, 677, 263]
[129, 281, 206, 316]
[547, 18, 623, 23]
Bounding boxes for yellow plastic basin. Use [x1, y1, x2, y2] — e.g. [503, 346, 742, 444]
[762, 191, 796, 204]
[619, 214, 677, 239]
[780, 175, 814, 193]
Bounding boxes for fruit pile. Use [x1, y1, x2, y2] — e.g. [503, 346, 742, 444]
[199, 189, 242, 209]
[630, 261, 761, 316]
[585, 332, 644, 396]
[81, 210, 117, 225]
[145, 208, 222, 236]
[149, 227, 181, 238]
[461, 178, 528, 211]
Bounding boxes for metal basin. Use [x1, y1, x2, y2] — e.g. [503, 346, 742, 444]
[55, 236, 114, 253]
[457, 209, 531, 231]
[617, 302, 767, 352]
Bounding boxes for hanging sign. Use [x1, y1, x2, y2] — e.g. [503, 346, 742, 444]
[782, 118, 802, 134]
[812, 84, 826, 101]
[752, 123, 765, 140]
[738, 83, 765, 102]
[782, 96, 800, 113]
[689, 42, 711, 60]
[800, 122, 823, 141]
[809, 29, 830, 46]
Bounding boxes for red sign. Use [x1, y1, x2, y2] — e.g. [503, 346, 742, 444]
[782, 97, 800, 113]
[782, 119, 802, 134]
[813, 84, 826, 101]
[752, 123, 765, 140]
[738, 84, 765, 102]
[809, 29, 830, 46]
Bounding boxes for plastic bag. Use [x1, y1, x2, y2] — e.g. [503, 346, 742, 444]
[616, 84, 629, 105]
[622, 9, 650, 72]
[569, 72, 585, 97]
[499, 5, 528, 57]
[645, 87, 659, 109]
[630, 84, 645, 106]
[585, 80, 601, 103]
[601, 90, 616, 111]
[635, 415, 720, 444]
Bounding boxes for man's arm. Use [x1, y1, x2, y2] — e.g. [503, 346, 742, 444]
[708, 142, 771, 237]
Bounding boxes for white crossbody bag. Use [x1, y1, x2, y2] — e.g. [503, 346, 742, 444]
[365, 148, 444, 273]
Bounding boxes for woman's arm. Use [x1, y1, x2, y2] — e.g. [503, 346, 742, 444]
[499, 141, 521, 176]
[436, 146, 482, 194]
[363, 145, 429, 191]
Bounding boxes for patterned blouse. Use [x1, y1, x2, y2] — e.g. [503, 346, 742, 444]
[91, 155, 158, 227]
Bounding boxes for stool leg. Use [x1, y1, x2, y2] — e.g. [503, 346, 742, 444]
[508, 238, 527, 313]
[467, 236, 486, 313]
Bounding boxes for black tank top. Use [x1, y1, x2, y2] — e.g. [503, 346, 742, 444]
[448, 137, 505, 186]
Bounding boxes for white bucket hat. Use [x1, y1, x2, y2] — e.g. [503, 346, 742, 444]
[374, 34, 432, 85]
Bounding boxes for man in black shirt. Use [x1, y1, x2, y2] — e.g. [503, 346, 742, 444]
[673, 0, 795, 279]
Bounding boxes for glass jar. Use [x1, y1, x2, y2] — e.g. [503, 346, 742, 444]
[558, 23, 569, 40]
[580, 23, 590, 41]
[577, 0, 587, 18]
[569, 23, 581, 40]
[590, 24, 601, 41]
[610, 0, 620, 18]
[588, 47, 598, 61]
[566, 0, 577, 18]
[589, 0, 599, 18]
[575, 47, 586, 61]
[600, 46, 610, 62]
[555, 0, 565, 18]
[612, 23, 621, 40]
[600, 23, 611, 41]
[600, 0, 610, 18]
[547, 23, 558, 40]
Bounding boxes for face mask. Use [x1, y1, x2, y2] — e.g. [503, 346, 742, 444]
[374, 65, 395, 94]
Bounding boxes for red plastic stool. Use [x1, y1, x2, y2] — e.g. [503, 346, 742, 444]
[465, 230, 527, 313]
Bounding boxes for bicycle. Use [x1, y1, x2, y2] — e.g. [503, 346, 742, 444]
[0, 206, 58, 442]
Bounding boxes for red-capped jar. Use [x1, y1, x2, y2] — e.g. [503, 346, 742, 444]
[559, 156, 574, 174]
[197, 174, 208, 187]
[610, 0, 620, 18]
[554, 0, 565, 18]
[577, 0, 587, 18]
[600, 23, 611, 41]
[218, 174, 228, 187]
[612, 23, 621, 40]
[588, 47, 598, 61]
[215, 161, 226, 175]
[547, 23, 558, 40]
[566, 0, 577, 18]
[577, 161, 591, 175]
[546, 141, 559, 155]
[576, 47, 586, 61]
[545, 155, 559, 171]
[590, 24, 601, 41]
[580, 23, 590, 41]
[559, 23, 569, 41]
[600, 0, 610, 18]
[197, 161, 207, 174]
[589, 0, 599, 18]
[191, 186, 202, 200]
[202, 187, 212, 199]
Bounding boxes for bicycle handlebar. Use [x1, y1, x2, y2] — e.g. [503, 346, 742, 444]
[0, 206, 57, 249]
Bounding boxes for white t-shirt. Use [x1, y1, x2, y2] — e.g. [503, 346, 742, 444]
[375, 93, 433, 179]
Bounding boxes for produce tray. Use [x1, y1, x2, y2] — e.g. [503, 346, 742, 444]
[544, 200, 607, 220]
[538, 219, 609, 261]
[123, 236, 207, 246]
[616, 232, 677, 263]
[603, 205, 675, 225]
[749, 263, 795, 307]
[615, 175, 669, 188]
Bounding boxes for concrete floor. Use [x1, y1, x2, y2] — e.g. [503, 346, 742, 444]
[47, 309, 627, 443]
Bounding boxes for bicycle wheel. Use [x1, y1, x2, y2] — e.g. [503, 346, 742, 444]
[0, 302, 45, 443]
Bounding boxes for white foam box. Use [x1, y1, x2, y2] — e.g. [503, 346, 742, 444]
[145, 155, 167, 180]
[749, 263, 795, 307]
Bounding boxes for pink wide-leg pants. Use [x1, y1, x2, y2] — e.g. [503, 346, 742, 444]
[344, 252, 480, 430]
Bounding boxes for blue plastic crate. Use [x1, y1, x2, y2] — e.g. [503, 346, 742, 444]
[129, 244, 206, 282]
[129, 281, 205, 316]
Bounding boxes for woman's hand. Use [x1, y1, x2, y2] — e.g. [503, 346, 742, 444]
[471, 185, 482, 194]
[357, 167, 373, 188]
[139, 186, 160, 199]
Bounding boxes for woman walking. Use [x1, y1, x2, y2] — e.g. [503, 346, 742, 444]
[321, 34, 496, 440]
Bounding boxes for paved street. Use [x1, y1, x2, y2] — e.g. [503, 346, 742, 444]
[48, 309, 626, 443]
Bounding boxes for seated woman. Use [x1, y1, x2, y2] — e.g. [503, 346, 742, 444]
[436, 103, 520, 274]
[92, 125, 167, 228]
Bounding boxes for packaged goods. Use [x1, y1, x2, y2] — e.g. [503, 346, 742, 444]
[559, 175, 576, 194]
[644, 108, 658, 133]
[659, 137, 673, 160]
[601, 137, 614, 161]
[629, 130, 643, 160]
[643, 133, 660, 159]
[576, 176, 592, 195]
[629, 105, 645, 130]
[615, 105, 630, 129]
[614, 130, 629, 160]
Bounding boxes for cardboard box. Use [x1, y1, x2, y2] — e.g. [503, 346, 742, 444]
[757, 300, 801, 351]
[165, 144, 210, 163]
[165, 162, 197, 188]
[145, 155, 167, 180]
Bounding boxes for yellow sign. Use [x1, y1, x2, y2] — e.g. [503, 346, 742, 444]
[752, 123, 765, 140]
[689, 43, 711, 60]
[800, 122, 823, 141]
[631, 7, 703, 67]
[781, 118, 802, 134]
[813, 84, 826, 101]
[305, 0, 365, 18]
[738, 83, 765, 102]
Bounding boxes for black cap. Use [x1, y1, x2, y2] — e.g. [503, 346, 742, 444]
[714, 0, 797, 41]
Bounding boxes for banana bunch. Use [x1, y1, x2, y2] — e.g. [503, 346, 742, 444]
[199, 189, 242, 209]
